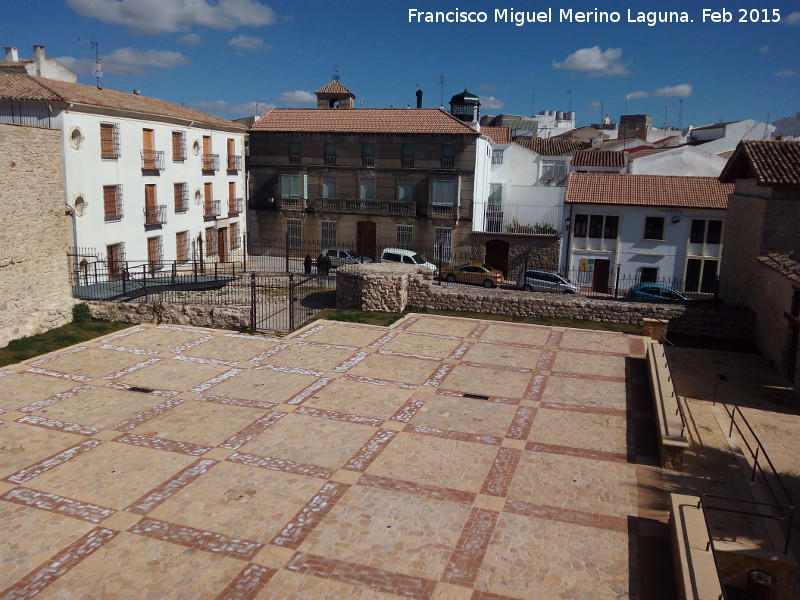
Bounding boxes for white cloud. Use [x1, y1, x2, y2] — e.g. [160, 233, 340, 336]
[553, 46, 628, 76]
[784, 11, 800, 24]
[653, 84, 693, 98]
[229, 35, 269, 52]
[478, 82, 496, 92]
[776, 69, 797, 78]
[56, 47, 188, 76]
[177, 33, 202, 45]
[586, 101, 602, 111]
[626, 91, 651, 100]
[759, 45, 770, 54]
[68, 0, 276, 35]
[191, 99, 274, 117]
[479, 96, 503, 110]
[277, 90, 315, 105]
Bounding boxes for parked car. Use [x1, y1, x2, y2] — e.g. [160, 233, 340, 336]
[627, 282, 692, 301]
[380, 248, 437, 273]
[321, 247, 372, 268]
[518, 269, 579, 294]
[443, 263, 504, 288]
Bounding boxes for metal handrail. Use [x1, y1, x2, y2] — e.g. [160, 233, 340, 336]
[654, 347, 687, 438]
[691, 496, 729, 600]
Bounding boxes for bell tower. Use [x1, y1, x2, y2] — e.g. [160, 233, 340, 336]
[315, 80, 356, 109]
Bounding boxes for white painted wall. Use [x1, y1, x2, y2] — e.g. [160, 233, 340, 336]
[61, 109, 246, 266]
[689, 120, 775, 154]
[629, 146, 728, 176]
[773, 112, 800, 138]
[567, 204, 725, 287]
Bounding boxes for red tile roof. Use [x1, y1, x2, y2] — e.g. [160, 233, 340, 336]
[314, 80, 355, 96]
[0, 71, 60, 101]
[513, 138, 590, 156]
[481, 126, 510, 144]
[758, 253, 800, 284]
[719, 140, 800, 187]
[565, 173, 733, 209]
[251, 108, 479, 135]
[571, 150, 626, 167]
[0, 72, 244, 129]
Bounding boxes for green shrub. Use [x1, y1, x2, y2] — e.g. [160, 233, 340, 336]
[72, 303, 92, 323]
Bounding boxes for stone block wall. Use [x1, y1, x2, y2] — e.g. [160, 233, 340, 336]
[88, 301, 250, 329]
[337, 265, 755, 340]
[0, 123, 74, 347]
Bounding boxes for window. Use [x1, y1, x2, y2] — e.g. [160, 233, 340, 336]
[541, 159, 567, 181]
[644, 217, 665, 240]
[172, 131, 186, 161]
[441, 143, 454, 169]
[396, 225, 413, 250]
[321, 177, 337, 199]
[324, 141, 336, 165]
[144, 184, 164, 226]
[226, 138, 239, 170]
[230, 222, 240, 250]
[397, 180, 414, 203]
[100, 123, 119, 159]
[281, 174, 300, 200]
[431, 180, 455, 205]
[435, 227, 452, 261]
[487, 183, 503, 233]
[573, 214, 617, 240]
[147, 236, 163, 272]
[401, 143, 414, 167]
[204, 227, 217, 257]
[176, 231, 189, 263]
[289, 141, 301, 164]
[491, 149, 504, 165]
[103, 185, 123, 221]
[359, 177, 375, 200]
[640, 267, 658, 283]
[685, 258, 719, 294]
[362, 142, 375, 167]
[690, 219, 723, 245]
[321, 221, 337, 248]
[202, 135, 218, 171]
[286, 218, 301, 250]
[106, 242, 125, 278]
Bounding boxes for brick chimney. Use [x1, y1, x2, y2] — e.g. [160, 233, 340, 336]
[4, 47, 18, 62]
[33, 44, 45, 76]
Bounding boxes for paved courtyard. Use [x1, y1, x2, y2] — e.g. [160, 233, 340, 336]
[0, 314, 671, 599]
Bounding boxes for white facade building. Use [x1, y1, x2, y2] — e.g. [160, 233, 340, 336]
[564, 174, 734, 294]
[0, 71, 246, 272]
[628, 146, 728, 177]
[687, 120, 775, 155]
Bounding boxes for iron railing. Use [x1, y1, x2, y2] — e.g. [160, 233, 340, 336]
[227, 155, 242, 171]
[202, 153, 220, 171]
[141, 149, 165, 171]
[315, 197, 415, 216]
[204, 200, 221, 218]
[228, 198, 244, 214]
[143, 205, 167, 226]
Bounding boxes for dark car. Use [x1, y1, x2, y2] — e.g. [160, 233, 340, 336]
[517, 269, 579, 294]
[627, 282, 692, 301]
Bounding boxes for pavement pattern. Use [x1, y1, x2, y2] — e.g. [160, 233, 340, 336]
[0, 315, 670, 600]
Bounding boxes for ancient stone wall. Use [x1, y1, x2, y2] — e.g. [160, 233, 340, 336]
[0, 123, 74, 346]
[88, 301, 250, 330]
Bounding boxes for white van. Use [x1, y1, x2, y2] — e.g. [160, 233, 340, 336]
[380, 248, 437, 273]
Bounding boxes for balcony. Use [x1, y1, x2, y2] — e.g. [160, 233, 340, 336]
[141, 150, 165, 171]
[427, 202, 458, 219]
[143, 204, 167, 226]
[401, 157, 415, 168]
[440, 158, 454, 169]
[315, 197, 416, 216]
[362, 156, 375, 167]
[202, 153, 220, 172]
[324, 155, 337, 166]
[228, 198, 244, 214]
[227, 155, 242, 171]
[289, 154, 301, 165]
[204, 199, 221, 218]
[276, 196, 304, 211]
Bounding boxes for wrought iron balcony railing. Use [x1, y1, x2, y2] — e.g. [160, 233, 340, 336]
[428, 202, 458, 219]
[141, 150, 165, 171]
[228, 198, 244, 214]
[202, 153, 220, 172]
[316, 197, 415, 216]
[227, 155, 242, 171]
[143, 204, 167, 226]
[204, 199, 221, 218]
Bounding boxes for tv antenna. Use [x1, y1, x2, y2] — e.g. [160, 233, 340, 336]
[439, 73, 446, 108]
[78, 37, 103, 88]
[332, 65, 340, 81]
[566, 89, 572, 112]
[678, 99, 683, 129]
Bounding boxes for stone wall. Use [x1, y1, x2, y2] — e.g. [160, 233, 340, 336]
[88, 301, 250, 330]
[0, 123, 74, 347]
[337, 265, 755, 340]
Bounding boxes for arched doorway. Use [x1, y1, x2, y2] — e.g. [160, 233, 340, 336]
[485, 239, 510, 276]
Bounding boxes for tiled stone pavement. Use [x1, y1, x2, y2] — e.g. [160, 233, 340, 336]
[0, 316, 674, 599]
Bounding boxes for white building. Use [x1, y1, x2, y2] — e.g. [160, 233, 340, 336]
[628, 146, 728, 177]
[0, 70, 246, 272]
[687, 120, 775, 155]
[564, 173, 733, 295]
[1, 45, 77, 82]
[773, 112, 800, 139]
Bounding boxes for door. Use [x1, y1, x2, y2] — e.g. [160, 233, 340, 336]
[357, 221, 377, 260]
[147, 237, 160, 272]
[107, 244, 122, 279]
[485, 239, 510, 277]
[592, 259, 610, 294]
[217, 228, 227, 263]
[202, 136, 212, 170]
[142, 128, 155, 169]
[144, 184, 157, 225]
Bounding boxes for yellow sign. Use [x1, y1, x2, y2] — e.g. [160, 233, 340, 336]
[580, 258, 588, 272]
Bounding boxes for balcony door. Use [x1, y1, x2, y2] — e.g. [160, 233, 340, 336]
[357, 221, 376, 260]
[592, 259, 611, 294]
[142, 129, 155, 169]
[217, 228, 227, 263]
[144, 184, 157, 224]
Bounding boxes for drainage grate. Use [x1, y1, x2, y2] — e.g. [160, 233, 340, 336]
[128, 386, 154, 394]
[463, 393, 490, 400]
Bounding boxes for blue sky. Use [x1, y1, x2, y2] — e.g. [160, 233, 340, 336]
[3, 0, 799, 128]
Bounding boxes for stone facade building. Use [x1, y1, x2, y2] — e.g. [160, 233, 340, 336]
[0, 123, 73, 345]
[719, 140, 800, 387]
[247, 81, 488, 260]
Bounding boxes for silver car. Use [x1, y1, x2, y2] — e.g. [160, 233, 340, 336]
[321, 247, 372, 268]
[518, 269, 579, 294]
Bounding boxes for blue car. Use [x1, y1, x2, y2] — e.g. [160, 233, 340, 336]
[627, 282, 692, 301]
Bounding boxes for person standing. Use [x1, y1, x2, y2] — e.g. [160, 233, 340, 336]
[304, 254, 313, 274]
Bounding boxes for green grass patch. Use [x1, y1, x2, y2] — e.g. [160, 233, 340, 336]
[0, 320, 132, 367]
[310, 307, 644, 334]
